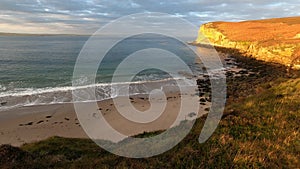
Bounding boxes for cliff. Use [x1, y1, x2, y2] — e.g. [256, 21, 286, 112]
[196, 17, 300, 69]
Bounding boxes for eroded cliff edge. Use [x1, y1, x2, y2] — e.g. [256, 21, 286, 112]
[195, 17, 300, 69]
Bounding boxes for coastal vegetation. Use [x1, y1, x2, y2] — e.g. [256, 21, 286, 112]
[0, 48, 299, 168]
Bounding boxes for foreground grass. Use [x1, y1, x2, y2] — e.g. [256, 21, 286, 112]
[1, 77, 300, 168]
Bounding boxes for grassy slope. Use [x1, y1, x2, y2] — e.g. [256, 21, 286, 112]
[208, 16, 300, 45]
[1, 61, 299, 168]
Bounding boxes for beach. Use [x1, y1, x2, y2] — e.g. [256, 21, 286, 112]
[0, 49, 242, 147]
[0, 90, 209, 146]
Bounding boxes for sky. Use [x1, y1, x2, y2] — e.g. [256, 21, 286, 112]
[0, 0, 299, 34]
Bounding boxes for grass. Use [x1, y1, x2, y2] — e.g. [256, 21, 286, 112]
[0, 47, 299, 168]
[0, 76, 299, 168]
[224, 78, 300, 168]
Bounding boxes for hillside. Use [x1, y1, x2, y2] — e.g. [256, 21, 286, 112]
[1, 77, 299, 168]
[0, 55, 299, 168]
[196, 16, 300, 69]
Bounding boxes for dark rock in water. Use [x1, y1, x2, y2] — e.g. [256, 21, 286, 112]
[199, 93, 205, 97]
[248, 72, 257, 77]
[197, 78, 211, 87]
[226, 72, 233, 77]
[205, 97, 212, 102]
[203, 88, 211, 93]
[238, 70, 248, 74]
[205, 79, 211, 84]
[46, 116, 52, 119]
[200, 98, 206, 103]
[201, 83, 209, 88]
[64, 118, 70, 121]
[0, 102, 7, 106]
[197, 79, 206, 85]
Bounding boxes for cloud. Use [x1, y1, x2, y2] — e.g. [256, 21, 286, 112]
[0, 0, 299, 34]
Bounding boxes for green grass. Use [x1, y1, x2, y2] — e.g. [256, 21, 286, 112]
[1, 77, 300, 168]
[223, 78, 300, 168]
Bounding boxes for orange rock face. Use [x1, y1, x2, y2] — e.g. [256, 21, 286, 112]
[197, 16, 300, 69]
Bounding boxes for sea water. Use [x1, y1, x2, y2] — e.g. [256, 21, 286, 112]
[0, 34, 206, 111]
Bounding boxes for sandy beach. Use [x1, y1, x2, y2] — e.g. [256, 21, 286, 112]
[0, 90, 210, 146]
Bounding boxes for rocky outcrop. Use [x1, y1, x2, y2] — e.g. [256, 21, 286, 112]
[196, 17, 300, 69]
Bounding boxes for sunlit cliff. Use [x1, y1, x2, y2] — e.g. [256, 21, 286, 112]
[196, 17, 300, 69]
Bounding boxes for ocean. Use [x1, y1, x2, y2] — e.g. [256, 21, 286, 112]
[0, 34, 206, 111]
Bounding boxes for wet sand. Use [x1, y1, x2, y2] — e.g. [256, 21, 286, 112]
[0, 91, 210, 146]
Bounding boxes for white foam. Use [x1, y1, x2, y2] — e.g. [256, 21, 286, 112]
[0, 84, 6, 91]
[0, 77, 194, 111]
[0, 78, 183, 98]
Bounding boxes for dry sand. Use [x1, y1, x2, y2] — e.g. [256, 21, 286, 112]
[0, 92, 210, 147]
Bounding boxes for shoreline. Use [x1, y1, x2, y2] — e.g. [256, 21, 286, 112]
[191, 43, 297, 100]
[0, 47, 266, 147]
[0, 77, 191, 112]
[1, 49, 298, 168]
[1, 43, 290, 147]
[0, 90, 209, 146]
[1, 45, 299, 167]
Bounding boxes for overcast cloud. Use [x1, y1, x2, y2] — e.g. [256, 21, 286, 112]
[0, 0, 299, 34]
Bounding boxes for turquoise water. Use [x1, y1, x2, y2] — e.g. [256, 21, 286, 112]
[0, 35, 86, 91]
[0, 34, 201, 109]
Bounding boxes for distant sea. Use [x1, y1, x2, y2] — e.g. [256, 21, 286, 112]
[0, 34, 206, 111]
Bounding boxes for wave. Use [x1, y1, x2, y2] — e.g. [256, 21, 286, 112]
[0, 78, 196, 111]
[0, 65, 232, 112]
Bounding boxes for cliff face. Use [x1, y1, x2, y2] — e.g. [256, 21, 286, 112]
[196, 17, 300, 69]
